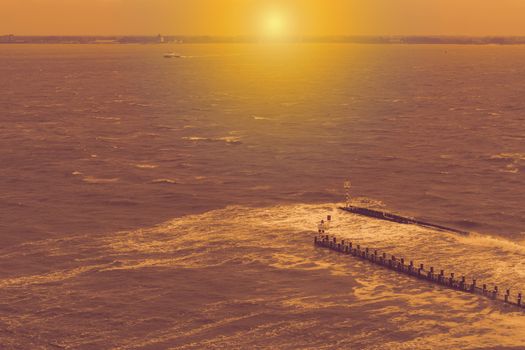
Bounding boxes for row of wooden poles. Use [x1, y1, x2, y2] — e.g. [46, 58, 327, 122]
[314, 233, 524, 309]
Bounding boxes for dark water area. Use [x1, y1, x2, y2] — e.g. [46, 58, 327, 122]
[1, 44, 524, 246]
[1, 44, 525, 348]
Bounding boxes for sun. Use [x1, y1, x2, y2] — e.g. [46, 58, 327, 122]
[263, 12, 287, 38]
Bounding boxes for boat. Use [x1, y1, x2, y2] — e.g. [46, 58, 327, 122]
[163, 52, 181, 58]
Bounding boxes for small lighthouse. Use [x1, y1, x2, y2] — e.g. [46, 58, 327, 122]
[317, 215, 332, 234]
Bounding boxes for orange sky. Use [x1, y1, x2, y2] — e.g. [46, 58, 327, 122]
[2, 0, 525, 36]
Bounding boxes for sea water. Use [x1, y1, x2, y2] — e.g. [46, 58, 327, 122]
[0, 43, 524, 349]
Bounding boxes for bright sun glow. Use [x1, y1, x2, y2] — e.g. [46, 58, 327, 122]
[264, 13, 287, 37]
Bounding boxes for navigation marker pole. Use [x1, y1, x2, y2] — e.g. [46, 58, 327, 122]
[315, 215, 333, 246]
[318, 220, 325, 235]
[344, 180, 352, 208]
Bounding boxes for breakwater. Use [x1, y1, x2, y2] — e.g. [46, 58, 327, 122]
[314, 230, 524, 310]
[340, 206, 470, 235]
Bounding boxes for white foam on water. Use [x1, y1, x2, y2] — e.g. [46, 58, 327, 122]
[134, 163, 159, 169]
[82, 176, 119, 184]
[182, 135, 242, 144]
[0, 202, 524, 349]
[150, 178, 178, 185]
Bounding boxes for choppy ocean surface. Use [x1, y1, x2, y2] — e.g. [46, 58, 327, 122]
[1, 44, 524, 349]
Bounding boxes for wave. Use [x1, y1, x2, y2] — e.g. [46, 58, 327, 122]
[490, 153, 525, 162]
[150, 178, 178, 185]
[94, 116, 121, 121]
[1, 202, 524, 349]
[82, 176, 119, 184]
[134, 164, 158, 169]
[252, 115, 272, 120]
[488, 153, 524, 174]
[350, 197, 386, 209]
[182, 136, 242, 144]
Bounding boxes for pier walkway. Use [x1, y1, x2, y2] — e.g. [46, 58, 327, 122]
[340, 206, 470, 235]
[314, 231, 524, 310]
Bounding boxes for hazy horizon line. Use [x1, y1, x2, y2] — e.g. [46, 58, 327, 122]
[5, 34, 525, 38]
[4, 34, 525, 45]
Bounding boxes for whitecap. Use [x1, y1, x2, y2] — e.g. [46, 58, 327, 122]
[489, 153, 524, 173]
[182, 136, 242, 144]
[82, 176, 119, 184]
[95, 116, 121, 121]
[182, 136, 208, 141]
[490, 153, 525, 161]
[500, 167, 519, 174]
[214, 136, 241, 144]
[134, 164, 158, 169]
[150, 179, 178, 185]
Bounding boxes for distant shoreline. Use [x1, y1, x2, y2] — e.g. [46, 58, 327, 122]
[3, 35, 525, 45]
